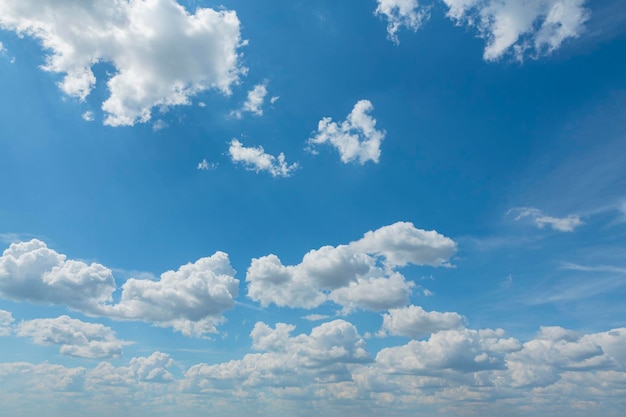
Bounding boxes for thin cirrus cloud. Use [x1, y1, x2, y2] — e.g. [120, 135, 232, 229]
[0, 0, 244, 126]
[246, 221, 457, 311]
[14, 315, 132, 359]
[510, 207, 583, 232]
[228, 139, 299, 178]
[308, 100, 386, 165]
[376, 0, 590, 60]
[0, 240, 239, 337]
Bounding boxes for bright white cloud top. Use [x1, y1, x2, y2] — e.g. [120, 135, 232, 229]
[0, 0, 243, 126]
[309, 100, 386, 164]
[231, 83, 269, 118]
[375, 0, 430, 44]
[229, 139, 298, 177]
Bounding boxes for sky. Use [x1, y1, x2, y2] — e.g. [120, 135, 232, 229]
[0, 0, 625, 416]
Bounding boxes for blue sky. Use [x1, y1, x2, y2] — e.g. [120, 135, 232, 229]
[0, 0, 625, 415]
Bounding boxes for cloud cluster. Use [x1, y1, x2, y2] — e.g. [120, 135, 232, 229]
[229, 139, 298, 178]
[15, 315, 131, 359]
[511, 207, 583, 232]
[375, 0, 430, 44]
[0, 0, 244, 126]
[308, 100, 386, 164]
[375, 0, 589, 60]
[246, 222, 456, 310]
[379, 305, 465, 338]
[0, 240, 239, 337]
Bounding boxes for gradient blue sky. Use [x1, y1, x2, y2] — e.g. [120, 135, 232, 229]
[1, 1, 625, 416]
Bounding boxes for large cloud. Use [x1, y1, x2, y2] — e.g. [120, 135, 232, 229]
[15, 315, 131, 359]
[0, 240, 239, 337]
[308, 100, 386, 164]
[0, 0, 244, 126]
[379, 305, 465, 338]
[246, 222, 456, 310]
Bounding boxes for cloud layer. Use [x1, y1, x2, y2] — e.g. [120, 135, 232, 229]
[0, 0, 243, 125]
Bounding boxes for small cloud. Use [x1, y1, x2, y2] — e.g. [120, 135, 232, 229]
[82, 111, 94, 122]
[231, 83, 268, 118]
[152, 119, 168, 131]
[501, 275, 513, 289]
[197, 159, 218, 171]
[510, 207, 583, 232]
[228, 139, 298, 178]
[308, 100, 385, 164]
[198, 102, 206, 108]
[375, 0, 430, 44]
[303, 314, 330, 322]
[270, 96, 280, 105]
[422, 288, 434, 297]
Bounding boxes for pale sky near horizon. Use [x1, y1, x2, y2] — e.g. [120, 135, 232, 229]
[1, 1, 625, 416]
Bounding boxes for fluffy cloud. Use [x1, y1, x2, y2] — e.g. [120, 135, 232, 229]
[100, 251, 239, 337]
[183, 319, 369, 393]
[375, 0, 430, 44]
[379, 305, 465, 338]
[229, 139, 298, 178]
[511, 207, 583, 231]
[0, 239, 116, 309]
[441, 0, 590, 60]
[231, 83, 268, 118]
[15, 315, 131, 359]
[88, 351, 175, 386]
[0, 309, 13, 336]
[0, 0, 244, 126]
[308, 100, 385, 164]
[0, 240, 239, 337]
[246, 222, 456, 310]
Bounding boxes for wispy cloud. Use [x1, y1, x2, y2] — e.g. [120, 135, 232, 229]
[510, 207, 583, 232]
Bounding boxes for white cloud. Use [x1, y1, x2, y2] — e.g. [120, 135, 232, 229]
[82, 111, 94, 122]
[0, 239, 116, 309]
[379, 305, 465, 338]
[375, 0, 430, 44]
[303, 314, 331, 322]
[152, 119, 168, 131]
[89, 352, 175, 386]
[270, 96, 280, 105]
[231, 83, 269, 118]
[246, 222, 456, 310]
[197, 159, 217, 171]
[511, 207, 583, 232]
[308, 100, 385, 164]
[15, 315, 131, 359]
[229, 139, 298, 178]
[0, 240, 239, 337]
[100, 251, 239, 337]
[441, 0, 590, 61]
[0, 0, 244, 126]
[0, 309, 13, 336]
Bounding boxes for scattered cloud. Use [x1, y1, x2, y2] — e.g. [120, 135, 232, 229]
[0, 240, 239, 337]
[303, 314, 331, 322]
[561, 263, 626, 274]
[15, 316, 132, 359]
[511, 207, 583, 232]
[152, 119, 168, 131]
[0, 309, 13, 336]
[375, 0, 430, 44]
[308, 100, 385, 164]
[246, 222, 456, 310]
[0, 0, 244, 126]
[229, 139, 298, 178]
[270, 96, 280, 105]
[231, 83, 269, 118]
[82, 111, 94, 122]
[441, 0, 590, 61]
[379, 305, 465, 338]
[197, 159, 218, 171]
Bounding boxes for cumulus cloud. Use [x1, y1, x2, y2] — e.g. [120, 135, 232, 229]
[0, 309, 13, 336]
[246, 222, 456, 310]
[15, 315, 131, 359]
[231, 83, 268, 118]
[0, 240, 239, 337]
[183, 319, 369, 393]
[0, 239, 116, 309]
[89, 351, 175, 386]
[100, 251, 239, 337]
[0, 0, 244, 126]
[82, 111, 95, 122]
[441, 0, 590, 60]
[308, 100, 386, 164]
[379, 305, 465, 338]
[197, 159, 217, 171]
[375, 0, 430, 44]
[229, 139, 298, 178]
[511, 207, 583, 232]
